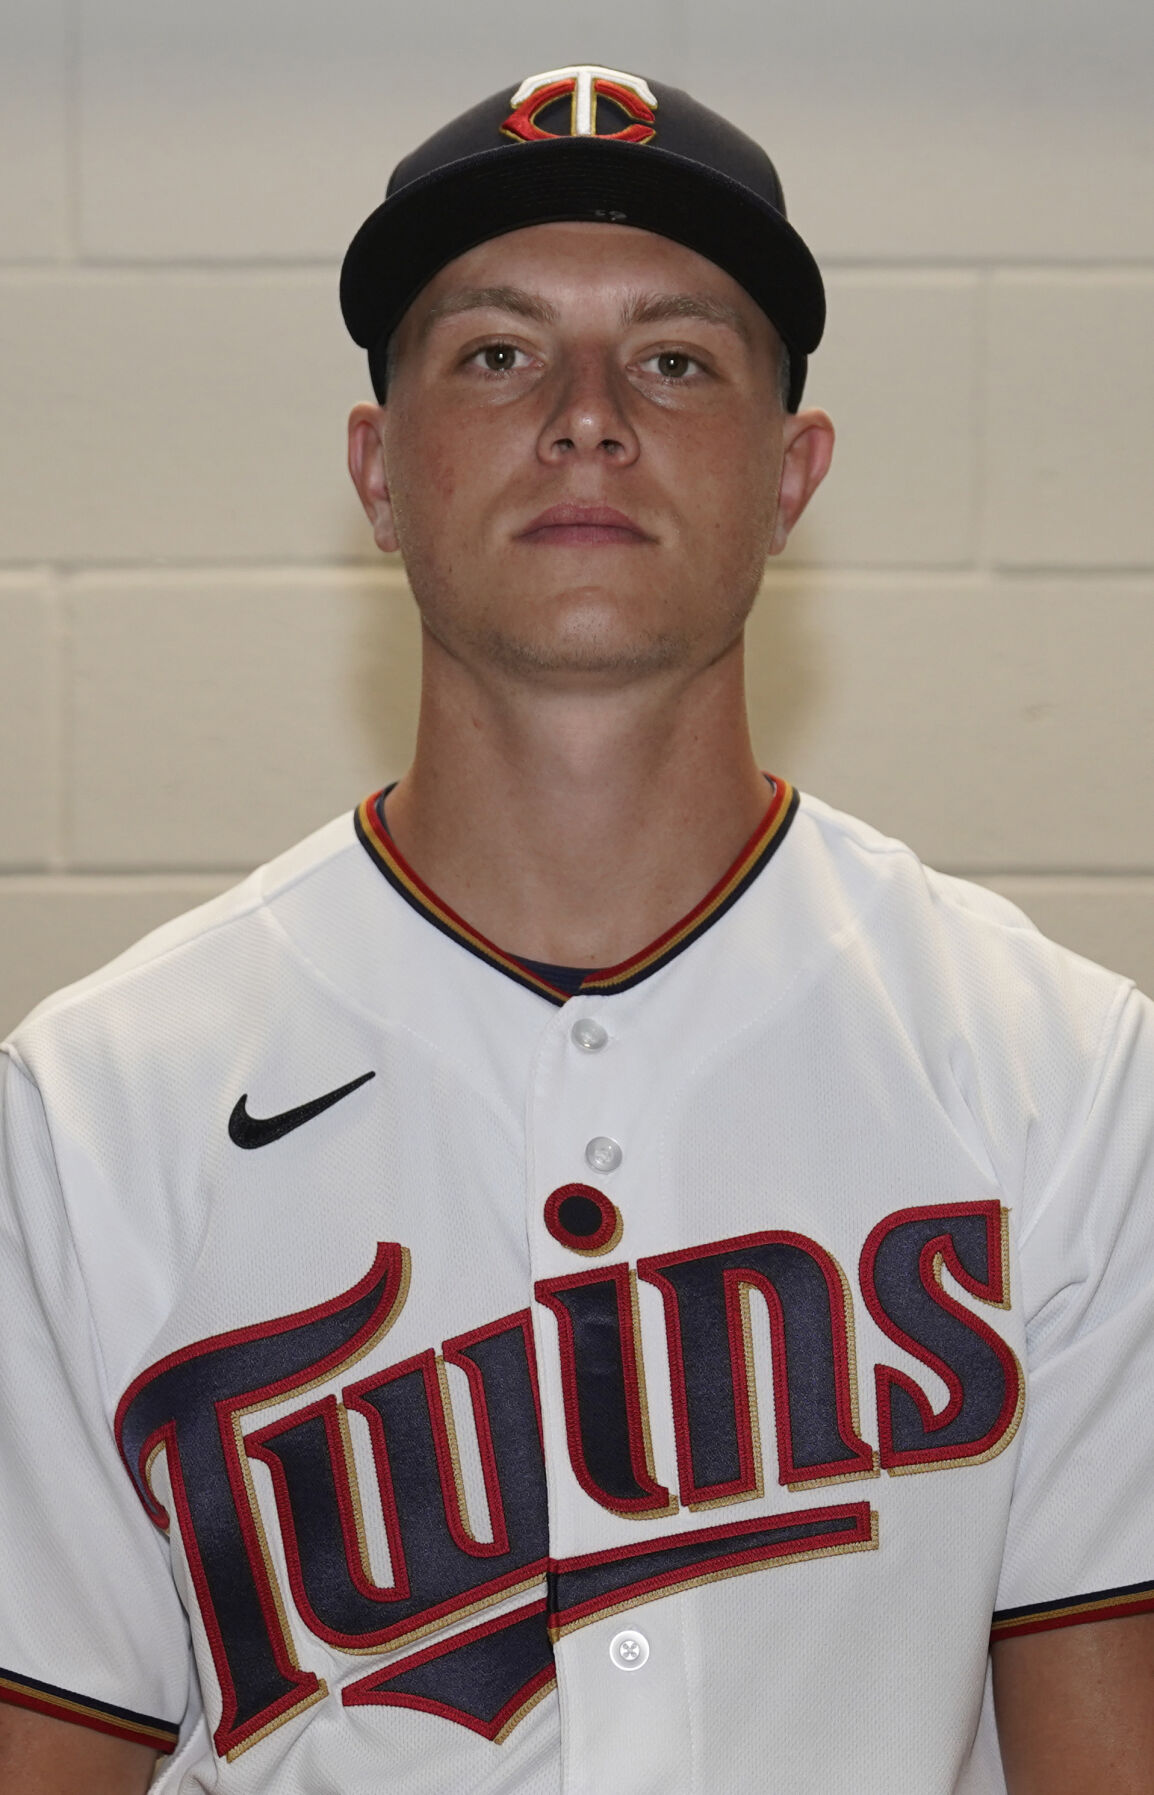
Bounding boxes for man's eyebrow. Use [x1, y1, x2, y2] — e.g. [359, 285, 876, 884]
[621, 292, 752, 343]
[420, 286, 559, 338]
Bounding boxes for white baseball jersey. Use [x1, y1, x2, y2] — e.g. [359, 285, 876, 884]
[2, 781, 1153, 1793]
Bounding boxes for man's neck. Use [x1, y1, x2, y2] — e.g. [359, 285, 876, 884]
[382, 632, 771, 969]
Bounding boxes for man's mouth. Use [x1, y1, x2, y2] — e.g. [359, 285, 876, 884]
[517, 504, 654, 546]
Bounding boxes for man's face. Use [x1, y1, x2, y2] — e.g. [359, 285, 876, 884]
[349, 222, 830, 688]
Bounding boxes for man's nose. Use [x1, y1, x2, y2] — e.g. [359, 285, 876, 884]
[536, 352, 641, 466]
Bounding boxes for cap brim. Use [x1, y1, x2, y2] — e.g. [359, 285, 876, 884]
[341, 136, 823, 408]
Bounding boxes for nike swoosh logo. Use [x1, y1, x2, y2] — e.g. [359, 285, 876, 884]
[228, 1071, 375, 1149]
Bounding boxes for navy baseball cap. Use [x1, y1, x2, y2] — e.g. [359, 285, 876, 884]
[340, 64, 824, 410]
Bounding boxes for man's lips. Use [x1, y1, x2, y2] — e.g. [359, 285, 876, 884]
[516, 504, 654, 546]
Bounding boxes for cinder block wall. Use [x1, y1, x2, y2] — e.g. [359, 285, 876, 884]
[2, 0, 1152, 1034]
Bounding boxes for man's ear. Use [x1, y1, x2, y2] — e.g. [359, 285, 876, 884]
[769, 408, 835, 557]
[347, 403, 399, 554]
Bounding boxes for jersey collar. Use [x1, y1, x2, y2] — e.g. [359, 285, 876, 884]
[353, 778, 799, 1007]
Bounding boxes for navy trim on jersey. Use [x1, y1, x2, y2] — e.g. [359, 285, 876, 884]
[353, 778, 799, 1006]
[0, 1666, 181, 1754]
[515, 954, 591, 995]
[990, 1576, 1154, 1640]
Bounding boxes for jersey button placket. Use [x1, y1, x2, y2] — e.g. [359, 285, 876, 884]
[584, 1134, 623, 1174]
[570, 1017, 609, 1053]
[609, 1627, 650, 1670]
[530, 1006, 691, 1794]
[572, 1014, 622, 1177]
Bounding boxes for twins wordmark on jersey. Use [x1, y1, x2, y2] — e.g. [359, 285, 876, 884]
[115, 1194, 1022, 1761]
[4, 784, 1154, 1793]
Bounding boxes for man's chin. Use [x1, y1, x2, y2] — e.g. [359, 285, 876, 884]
[474, 621, 688, 683]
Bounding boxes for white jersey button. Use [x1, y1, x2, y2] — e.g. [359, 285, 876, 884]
[609, 1628, 649, 1670]
[571, 1018, 609, 1052]
[585, 1136, 622, 1173]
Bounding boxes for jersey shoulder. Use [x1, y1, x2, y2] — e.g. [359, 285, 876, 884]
[790, 788, 1135, 1085]
[4, 811, 359, 1054]
[796, 788, 1115, 974]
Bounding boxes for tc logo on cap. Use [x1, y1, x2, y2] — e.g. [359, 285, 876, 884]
[502, 65, 658, 145]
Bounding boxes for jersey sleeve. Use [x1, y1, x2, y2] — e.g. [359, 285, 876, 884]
[0, 1048, 189, 1753]
[993, 983, 1154, 1639]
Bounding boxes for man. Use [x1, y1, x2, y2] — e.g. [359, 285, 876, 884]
[1, 65, 1152, 1795]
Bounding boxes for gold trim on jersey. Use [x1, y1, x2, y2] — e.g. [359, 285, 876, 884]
[548, 1506, 879, 1641]
[0, 1671, 181, 1754]
[222, 1249, 410, 1759]
[991, 1579, 1154, 1641]
[354, 779, 799, 1006]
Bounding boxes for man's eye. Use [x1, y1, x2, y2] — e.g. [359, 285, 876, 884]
[647, 351, 699, 379]
[475, 343, 522, 372]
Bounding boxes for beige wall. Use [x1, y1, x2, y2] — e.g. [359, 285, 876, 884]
[2, 0, 1153, 1033]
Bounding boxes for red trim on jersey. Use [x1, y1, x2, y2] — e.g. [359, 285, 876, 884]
[581, 779, 796, 991]
[548, 1502, 877, 1635]
[114, 1242, 407, 1761]
[543, 1182, 622, 1256]
[859, 1202, 1023, 1472]
[991, 1580, 1154, 1641]
[0, 1669, 180, 1754]
[333, 1350, 548, 1652]
[535, 1263, 673, 1517]
[246, 1390, 414, 1646]
[441, 1309, 545, 1491]
[353, 778, 798, 1005]
[639, 1230, 874, 1503]
[342, 1598, 556, 1739]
